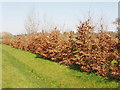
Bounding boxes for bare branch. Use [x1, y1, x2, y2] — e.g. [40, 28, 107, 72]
[24, 8, 40, 34]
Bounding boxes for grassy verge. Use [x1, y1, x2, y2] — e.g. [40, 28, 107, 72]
[0, 44, 2, 89]
[1, 44, 119, 88]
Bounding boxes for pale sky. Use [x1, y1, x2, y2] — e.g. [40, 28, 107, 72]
[0, 1, 118, 35]
[0, 0, 119, 2]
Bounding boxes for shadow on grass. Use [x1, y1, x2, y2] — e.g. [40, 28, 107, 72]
[2, 45, 120, 88]
[4, 44, 119, 84]
[35, 55, 120, 84]
[70, 63, 120, 83]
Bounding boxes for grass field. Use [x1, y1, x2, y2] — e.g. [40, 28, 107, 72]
[0, 44, 2, 89]
[1, 44, 119, 88]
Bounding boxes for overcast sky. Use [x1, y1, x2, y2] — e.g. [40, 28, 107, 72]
[0, 2, 118, 35]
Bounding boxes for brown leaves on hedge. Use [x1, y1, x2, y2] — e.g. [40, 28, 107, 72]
[4, 20, 120, 79]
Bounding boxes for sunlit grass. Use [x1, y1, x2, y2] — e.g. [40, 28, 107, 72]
[1, 44, 119, 88]
[0, 44, 2, 89]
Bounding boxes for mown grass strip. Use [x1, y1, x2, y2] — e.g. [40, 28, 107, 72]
[2, 46, 67, 88]
[2, 44, 119, 88]
[0, 45, 2, 89]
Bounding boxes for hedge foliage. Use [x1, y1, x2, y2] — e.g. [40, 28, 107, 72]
[3, 20, 120, 79]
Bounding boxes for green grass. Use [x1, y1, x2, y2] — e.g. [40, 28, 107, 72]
[1, 44, 119, 88]
[0, 44, 2, 89]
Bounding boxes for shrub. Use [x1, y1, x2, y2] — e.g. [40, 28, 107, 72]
[4, 20, 120, 79]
